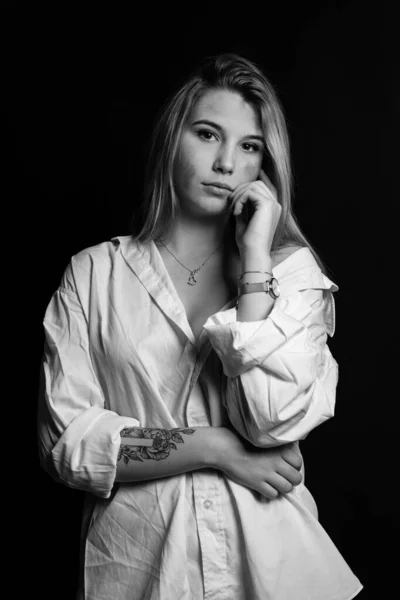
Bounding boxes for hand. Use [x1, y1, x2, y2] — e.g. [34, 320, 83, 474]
[230, 169, 282, 255]
[215, 428, 302, 499]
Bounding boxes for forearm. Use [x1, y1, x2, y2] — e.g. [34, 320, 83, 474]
[115, 426, 222, 483]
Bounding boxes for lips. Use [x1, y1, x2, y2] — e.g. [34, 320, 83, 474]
[203, 182, 233, 192]
[203, 184, 232, 197]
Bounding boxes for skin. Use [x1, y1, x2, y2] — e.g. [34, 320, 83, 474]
[167, 88, 281, 260]
[117, 426, 303, 500]
[174, 88, 263, 218]
[120, 89, 302, 500]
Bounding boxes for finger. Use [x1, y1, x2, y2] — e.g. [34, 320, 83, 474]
[245, 180, 277, 202]
[259, 172, 278, 201]
[257, 481, 280, 500]
[231, 180, 271, 200]
[267, 472, 294, 494]
[229, 180, 268, 203]
[281, 446, 303, 470]
[276, 463, 303, 487]
[258, 168, 274, 190]
[232, 181, 277, 210]
[232, 188, 269, 216]
[229, 180, 250, 198]
[229, 184, 250, 211]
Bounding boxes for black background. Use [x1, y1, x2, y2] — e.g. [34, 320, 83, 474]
[3, 2, 395, 598]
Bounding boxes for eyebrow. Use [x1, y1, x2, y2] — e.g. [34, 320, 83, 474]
[191, 119, 265, 144]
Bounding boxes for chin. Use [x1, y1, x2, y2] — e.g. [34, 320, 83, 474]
[191, 197, 227, 213]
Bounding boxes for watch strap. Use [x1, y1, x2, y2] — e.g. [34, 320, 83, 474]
[236, 277, 280, 305]
[238, 281, 271, 295]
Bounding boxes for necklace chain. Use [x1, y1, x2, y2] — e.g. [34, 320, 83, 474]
[159, 238, 222, 285]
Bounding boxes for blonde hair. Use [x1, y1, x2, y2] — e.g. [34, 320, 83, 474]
[131, 53, 327, 273]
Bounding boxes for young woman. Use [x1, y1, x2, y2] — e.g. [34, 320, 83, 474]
[38, 54, 363, 599]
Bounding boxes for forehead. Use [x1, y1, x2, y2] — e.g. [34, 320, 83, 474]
[190, 89, 261, 133]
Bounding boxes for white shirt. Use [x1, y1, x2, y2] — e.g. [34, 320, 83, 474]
[38, 235, 363, 600]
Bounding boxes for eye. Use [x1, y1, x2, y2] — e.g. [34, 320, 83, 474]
[242, 142, 262, 153]
[197, 129, 218, 142]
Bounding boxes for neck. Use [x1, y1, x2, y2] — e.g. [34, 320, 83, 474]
[159, 213, 235, 260]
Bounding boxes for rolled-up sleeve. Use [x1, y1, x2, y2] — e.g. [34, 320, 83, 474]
[203, 264, 338, 447]
[38, 267, 140, 498]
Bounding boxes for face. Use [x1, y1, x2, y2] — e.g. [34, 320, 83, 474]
[173, 88, 264, 219]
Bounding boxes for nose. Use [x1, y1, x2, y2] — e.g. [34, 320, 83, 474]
[213, 144, 235, 175]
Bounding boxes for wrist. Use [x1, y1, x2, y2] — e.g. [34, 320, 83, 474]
[240, 250, 273, 284]
[203, 427, 230, 470]
[240, 248, 272, 269]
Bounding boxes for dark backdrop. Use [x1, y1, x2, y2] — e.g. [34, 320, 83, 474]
[3, 2, 394, 598]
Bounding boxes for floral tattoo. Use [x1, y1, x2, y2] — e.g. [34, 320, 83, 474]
[118, 427, 195, 464]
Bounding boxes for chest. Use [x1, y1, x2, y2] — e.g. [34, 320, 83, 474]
[159, 250, 241, 343]
[176, 279, 233, 343]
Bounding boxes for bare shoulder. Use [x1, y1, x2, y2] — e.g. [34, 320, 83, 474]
[272, 245, 305, 268]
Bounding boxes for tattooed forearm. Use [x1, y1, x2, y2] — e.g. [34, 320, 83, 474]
[118, 427, 196, 464]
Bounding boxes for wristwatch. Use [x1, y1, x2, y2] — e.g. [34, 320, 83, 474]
[237, 278, 281, 301]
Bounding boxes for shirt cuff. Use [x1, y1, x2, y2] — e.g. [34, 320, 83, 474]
[50, 406, 140, 498]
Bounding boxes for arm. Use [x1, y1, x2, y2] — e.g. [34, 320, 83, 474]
[229, 288, 337, 446]
[235, 248, 275, 322]
[116, 425, 218, 482]
[38, 263, 302, 500]
[203, 254, 338, 447]
[38, 272, 140, 499]
[116, 425, 303, 500]
[213, 171, 338, 447]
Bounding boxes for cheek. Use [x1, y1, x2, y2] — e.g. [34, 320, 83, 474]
[243, 161, 261, 181]
[175, 150, 197, 190]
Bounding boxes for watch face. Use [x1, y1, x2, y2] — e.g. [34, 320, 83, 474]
[270, 278, 280, 298]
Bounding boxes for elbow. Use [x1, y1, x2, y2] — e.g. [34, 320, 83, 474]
[233, 408, 334, 448]
[37, 406, 139, 498]
[49, 442, 116, 498]
[226, 345, 338, 448]
[38, 430, 115, 498]
[225, 400, 292, 448]
[37, 420, 66, 484]
[227, 384, 336, 449]
[38, 442, 63, 485]
[233, 413, 309, 448]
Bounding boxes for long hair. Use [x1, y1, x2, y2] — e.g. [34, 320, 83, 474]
[131, 53, 327, 273]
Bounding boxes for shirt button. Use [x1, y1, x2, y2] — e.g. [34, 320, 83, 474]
[203, 500, 212, 510]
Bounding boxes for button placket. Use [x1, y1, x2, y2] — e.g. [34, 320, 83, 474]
[192, 471, 228, 599]
[185, 350, 211, 428]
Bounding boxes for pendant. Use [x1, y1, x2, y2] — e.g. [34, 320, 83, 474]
[187, 271, 197, 285]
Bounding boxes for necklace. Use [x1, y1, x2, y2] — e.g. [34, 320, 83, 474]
[158, 238, 223, 285]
